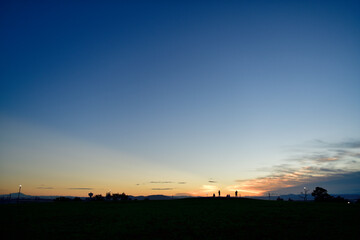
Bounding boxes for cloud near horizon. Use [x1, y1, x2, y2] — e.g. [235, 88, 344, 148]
[67, 188, 93, 190]
[152, 188, 173, 190]
[315, 139, 360, 149]
[231, 140, 360, 195]
[150, 181, 173, 184]
[189, 185, 218, 196]
[175, 193, 191, 196]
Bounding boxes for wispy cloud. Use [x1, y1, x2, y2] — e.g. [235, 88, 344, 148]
[67, 188, 93, 190]
[188, 184, 219, 196]
[208, 178, 217, 183]
[37, 187, 54, 189]
[329, 140, 360, 149]
[202, 185, 217, 191]
[316, 157, 339, 162]
[232, 140, 360, 195]
[314, 139, 360, 149]
[152, 188, 173, 190]
[175, 193, 191, 196]
[177, 182, 186, 184]
[150, 181, 173, 184]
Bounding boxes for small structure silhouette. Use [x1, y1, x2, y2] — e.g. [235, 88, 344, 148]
[213, 193, 215, 198]
[235, 191, 238, 197]
[218, 190, 221, 197]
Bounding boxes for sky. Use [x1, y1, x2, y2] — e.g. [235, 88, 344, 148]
[1, 0, 360, 197]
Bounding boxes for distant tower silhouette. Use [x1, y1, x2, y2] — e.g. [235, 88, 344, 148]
[235, 191, 238, 197]
[218, 190, 221, 197]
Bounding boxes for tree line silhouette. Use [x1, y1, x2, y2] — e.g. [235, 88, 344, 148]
[311, 187, 349, 203]
[52, 187, 359, 203]
[89, 192, 129, 201]
[54, 192, 130, 202]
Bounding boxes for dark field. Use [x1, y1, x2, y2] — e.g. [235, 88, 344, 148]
[1, 198, 359, 239]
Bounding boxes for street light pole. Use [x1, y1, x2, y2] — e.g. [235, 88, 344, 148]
[17, 185, 22, 203]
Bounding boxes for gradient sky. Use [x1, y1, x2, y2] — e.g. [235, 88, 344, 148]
[1, 0, 360, 197]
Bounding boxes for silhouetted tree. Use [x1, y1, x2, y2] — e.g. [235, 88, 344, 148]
[300, 187, 309, 201]
[54, 197, 71, 202]
[73, 197, 82, 201]
[106, 192, 112, 200]
[120, 192, 129, 201]
[311, 187, 333, 202]
[332, 196, 347, 203]
[93, 194, 104, 201]
[88, 192, 93, 199]
[112, 193, 121, 201]
[276, 197, 284, 201]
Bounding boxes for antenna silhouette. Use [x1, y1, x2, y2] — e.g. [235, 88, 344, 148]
[17, 185, 22, 203]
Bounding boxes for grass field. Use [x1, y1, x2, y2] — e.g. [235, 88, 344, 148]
[1, 198, 359, 239]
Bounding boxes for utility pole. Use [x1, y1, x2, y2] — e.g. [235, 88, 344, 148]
[17, 185, 22, 203]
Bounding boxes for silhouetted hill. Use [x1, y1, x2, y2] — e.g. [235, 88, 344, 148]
[0, 193, 83, 200]
[1, 193, 358, 201]
[248, 194, 314, 201]
[248, 193, 360, 201]
[2, 197, 359, 239]
[129, 195, 173, 200]
[0, 193, 33, 199]
[0, 193, 177, 201]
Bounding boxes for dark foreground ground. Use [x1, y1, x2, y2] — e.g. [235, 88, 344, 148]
[1, 198, 359, 239]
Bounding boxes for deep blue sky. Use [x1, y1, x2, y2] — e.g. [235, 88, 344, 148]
[1, 0, 359, 196]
